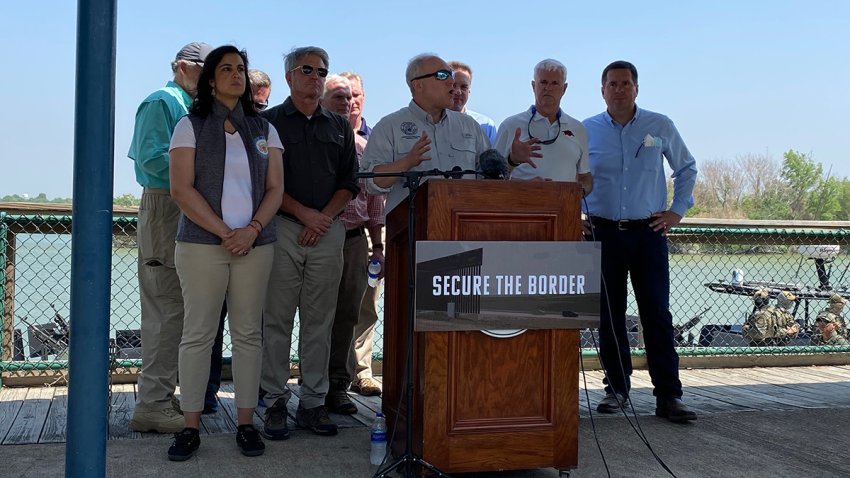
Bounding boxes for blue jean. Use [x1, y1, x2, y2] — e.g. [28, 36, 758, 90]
[592, 221, 682, 399]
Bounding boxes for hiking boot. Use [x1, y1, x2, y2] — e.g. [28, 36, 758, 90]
[656, 397, 697, 423]
[350, 377, 382, 397]
[236, 424, 265, 457]
[262, 400, 290, 440]
[296, 405, 338, 436]
[325, 380, 358, 415]
[596, 393, 629, 414]
[130, 407, 185, 433]
[167, 428, 200, 461]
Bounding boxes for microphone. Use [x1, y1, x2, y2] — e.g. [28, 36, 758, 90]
[478, 149, 508, 180]
[447, 166, 464, 179]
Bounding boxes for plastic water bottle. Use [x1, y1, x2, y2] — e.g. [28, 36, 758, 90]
[367, 258, 382, 288]
[370, 412, 387, 465]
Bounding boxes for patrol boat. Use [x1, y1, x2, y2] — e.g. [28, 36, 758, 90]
[700, 245, 850, 347]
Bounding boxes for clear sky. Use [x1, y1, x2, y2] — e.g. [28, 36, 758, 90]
[2, 0, 849, 198]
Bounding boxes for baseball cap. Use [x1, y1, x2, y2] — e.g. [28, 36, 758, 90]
[175, 42, 213, 63]
[815, 312, 839, 324]
[828, 294, 848, 306]
[752, 288, 769, 300]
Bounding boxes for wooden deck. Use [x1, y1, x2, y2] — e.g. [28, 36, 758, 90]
[2, 366, 850, 445]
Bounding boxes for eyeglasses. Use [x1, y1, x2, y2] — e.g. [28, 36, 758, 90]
[411, 69, 454, 82]
[254, 102, 268, 111]
[290, 65, 329, 78]
[527, 108, 561, 145]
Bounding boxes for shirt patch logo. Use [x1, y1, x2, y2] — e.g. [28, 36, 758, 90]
[254, 137, 269, 157]
[400, 121, 418, 136]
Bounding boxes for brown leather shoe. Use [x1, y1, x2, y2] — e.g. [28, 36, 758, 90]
[350, 377, 382, 397]
[655, 397, 697, 423]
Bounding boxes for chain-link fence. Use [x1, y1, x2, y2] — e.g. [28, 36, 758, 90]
[2, 209, 849, 384]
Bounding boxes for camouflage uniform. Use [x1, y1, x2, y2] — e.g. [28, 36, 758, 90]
[743, 307, 798, 346]
[813, 295, 849, 345]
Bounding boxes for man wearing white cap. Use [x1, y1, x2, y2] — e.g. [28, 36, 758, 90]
[128, 41, 212, 433]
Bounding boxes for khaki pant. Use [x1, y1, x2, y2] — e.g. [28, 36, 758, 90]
[261, 217, 344, 409]
[175, 242, 274, 412]
[135, 189, 184, 411]
[352, 281, 382, 380]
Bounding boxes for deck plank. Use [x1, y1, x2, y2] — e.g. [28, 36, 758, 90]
[3, 387, 54, 445]
[39, 387, 67, 443]
[691, 369, 809, 409]
[0, 387, 28, 443]
[108, 383, 140, 440]
[200, 391, 236, 435]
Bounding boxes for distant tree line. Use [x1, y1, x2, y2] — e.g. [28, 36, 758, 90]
[5, 150, 849, 220]
[688, 150, 850, 220]
[1, 193, 140, 207]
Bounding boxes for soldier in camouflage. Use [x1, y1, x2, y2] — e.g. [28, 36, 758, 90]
[813, 308, 850, 346]
[742, 289, 800, 346]
[813, 293, 848, 341]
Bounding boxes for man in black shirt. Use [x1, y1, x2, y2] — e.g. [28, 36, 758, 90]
[260, 46, 358, 439]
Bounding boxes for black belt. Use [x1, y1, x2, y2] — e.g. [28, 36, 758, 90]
[589, 216, 654, 231]
[346, 226, 364, 239]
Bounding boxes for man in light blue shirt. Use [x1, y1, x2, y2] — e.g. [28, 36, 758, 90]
[447, 60, 496, 145]
[583, 60, 698, 423]
[128, 42, 211, 434]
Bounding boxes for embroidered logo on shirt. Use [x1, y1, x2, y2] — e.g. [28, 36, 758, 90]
[254, 137, 269, 157]
[400, 122, 418, 136]
[563, 130, 574, 137]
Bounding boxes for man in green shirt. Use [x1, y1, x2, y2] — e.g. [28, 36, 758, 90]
[128, 42, 211, 434]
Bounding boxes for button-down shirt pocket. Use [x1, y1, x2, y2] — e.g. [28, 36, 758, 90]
[635, 140, 663, 173]
[448, 138, 477, 170]
[395, 135, 421, 158]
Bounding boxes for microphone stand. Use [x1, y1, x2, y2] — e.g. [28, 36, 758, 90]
[356, 168, 453, 478]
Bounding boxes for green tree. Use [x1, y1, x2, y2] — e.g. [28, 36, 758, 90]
[113, 193, 140, 207]
[780, 150, 821, 219]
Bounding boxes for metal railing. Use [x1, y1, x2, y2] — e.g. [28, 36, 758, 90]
[2, 205, 849, 385]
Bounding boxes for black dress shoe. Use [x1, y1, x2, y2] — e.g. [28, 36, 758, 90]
[655, 397, 697, 423]
[596, 393, 629, 414]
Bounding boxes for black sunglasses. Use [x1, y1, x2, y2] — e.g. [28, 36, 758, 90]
[411, 69, 454, 82]
[290, 65, 329, 78]
[527, 111, 561, 145]
[254, 102, 268, 111]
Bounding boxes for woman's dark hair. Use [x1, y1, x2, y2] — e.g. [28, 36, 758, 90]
[191, 45, 256, 117]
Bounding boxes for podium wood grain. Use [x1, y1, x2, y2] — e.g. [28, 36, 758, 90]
[383, 179, 582, 473]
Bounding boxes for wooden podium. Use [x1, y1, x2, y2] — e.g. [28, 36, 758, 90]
[382, 179, 583, 473]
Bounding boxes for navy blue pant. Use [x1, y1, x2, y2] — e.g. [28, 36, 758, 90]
[592, 221, 682, 399]
[205, 302, 228, 406]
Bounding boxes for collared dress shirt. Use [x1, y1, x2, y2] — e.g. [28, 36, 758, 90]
[466, 109, 497, 145]
[494, 105, 589, 182]
[582, 106, 697, 220]
[262, 97, 359, 213]
[362, 100, 489, 211]
[128, 81, 192, 189]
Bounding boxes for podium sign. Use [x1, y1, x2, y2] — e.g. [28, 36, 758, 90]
[415, 241, 600, 331]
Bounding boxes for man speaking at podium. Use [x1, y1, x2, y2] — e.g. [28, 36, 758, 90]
[362, 54, 490, 210]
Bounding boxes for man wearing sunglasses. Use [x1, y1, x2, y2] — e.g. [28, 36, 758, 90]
[259, 46, 359, 438]
[362, 53, 489, 212]
[493, 59, 592, 193]
[128, 41, 212, 434]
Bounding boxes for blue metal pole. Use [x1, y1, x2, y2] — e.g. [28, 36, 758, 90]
[65, 0, 116, 476]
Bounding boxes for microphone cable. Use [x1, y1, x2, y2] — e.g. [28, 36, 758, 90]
[581, 196, 679, 478]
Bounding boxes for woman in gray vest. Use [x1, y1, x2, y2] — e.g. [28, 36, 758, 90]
[167, 45, 284, 460]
